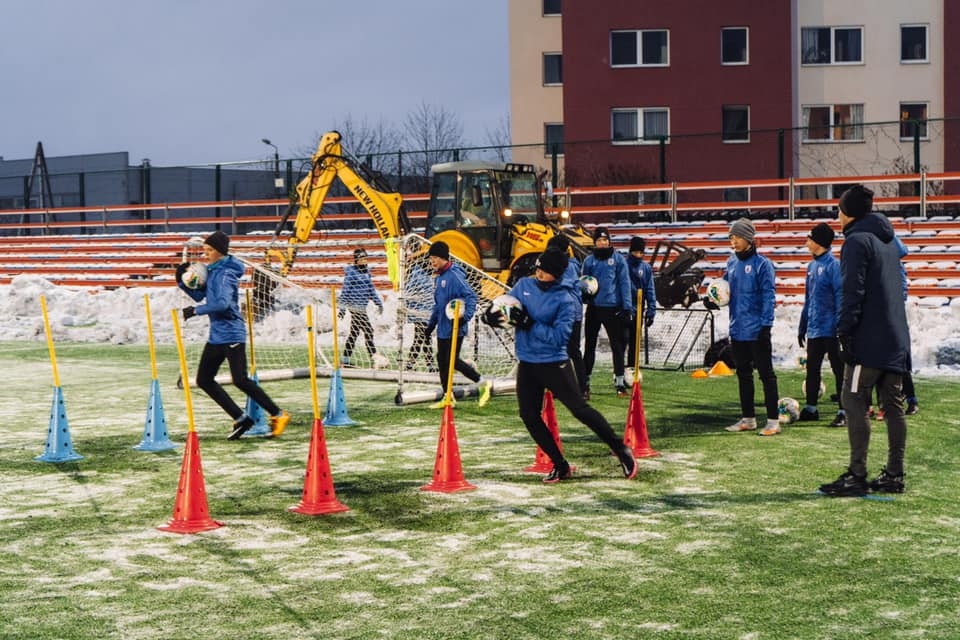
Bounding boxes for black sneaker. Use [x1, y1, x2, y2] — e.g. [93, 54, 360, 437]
[905, 401, 919, 416]
[818, 469, 868, 497]
[798, 408, 820, 421]
[227, 416, 255, 440]
[829, 412, 846, 428]
[616, 385, 628, 398]
[619, 447, 638, 480]
[869, 467, 905, 494]
[543, 462, 573, 484]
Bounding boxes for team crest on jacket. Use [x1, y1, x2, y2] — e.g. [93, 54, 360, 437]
[745, 265, 753, 274]
[607, 258, 614, 265]
[440, 281, 447, 288]
[817, 266, 824, 275]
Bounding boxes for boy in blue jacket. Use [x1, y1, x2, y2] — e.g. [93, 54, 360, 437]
[798, 222, 845, 426]
[625, 236, 657, 382]
[717, 218, 782, 436]
[340, 248, 383, 367]
[485, 249, 637, 483]
[177, 231, 289, 440]
[425, 241, 492, 407]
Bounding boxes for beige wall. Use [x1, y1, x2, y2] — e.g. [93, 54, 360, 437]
[508, 0, 564, 174]
[796, 0, 944, 177]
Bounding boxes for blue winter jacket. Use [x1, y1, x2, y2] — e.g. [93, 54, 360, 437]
[895, 235, 909, 301]
[340, 265, 383, 313]
[581, 249, 633, 312]
[560, 256, 583, 321]
[837, 213, 911, 372]
[724, 247, 776, 341]
[178, 255, 246, 344]
[426, 263, 476, 339]
[626, 254, 657, 320]
[798, 250, 841, 340]
[509, 276, 577, 363]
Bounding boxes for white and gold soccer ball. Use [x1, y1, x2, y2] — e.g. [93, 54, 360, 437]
[183, 263, 207, 289]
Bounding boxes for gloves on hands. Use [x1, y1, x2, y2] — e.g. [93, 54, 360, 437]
[509, 305, 534, 330]
[644, 315, 655, 328]
[481, 304, 505, 328]
[702, 296, 720, 311]
[182, 306, 196, 321]
[798, 334, 806, 349]
[175, 262, 189, 284]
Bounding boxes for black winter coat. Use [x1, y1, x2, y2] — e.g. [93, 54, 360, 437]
[837, 212, 911, 372]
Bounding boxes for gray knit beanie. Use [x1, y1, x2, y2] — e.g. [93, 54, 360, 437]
[728, 218, 756, 244]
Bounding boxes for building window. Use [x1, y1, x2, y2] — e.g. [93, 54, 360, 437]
[721, 27, 748, 64]
[611, 30, 669, 67]
[802, 104, 864, 142]
[901, 25, 928, 62]
[724, 187, 749, 202]
[545, 123, 564, 155]
[801, 26, 863, 65]
[900, 103, 928, 139]
[722, 106, 750, 142]
[543, 53, 562, 85]
[543, 0, 561, 16]
[611, 108, 669, 144]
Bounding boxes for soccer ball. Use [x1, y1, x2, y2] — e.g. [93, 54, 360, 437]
[578, 275, 599, 296]
[778, 397, 800, 424]
[372, 352, 390, 369]
[445, 298, 466, 320]
[487, 294, 522, 328]
[705, 278, 730, 307]
[802, 380, 826, 399]
[182, 262, 207, 289]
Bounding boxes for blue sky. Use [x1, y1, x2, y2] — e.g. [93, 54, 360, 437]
[0, 0, 509, 166]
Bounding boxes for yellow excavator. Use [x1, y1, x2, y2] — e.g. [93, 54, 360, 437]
[262, 130, 595, 285]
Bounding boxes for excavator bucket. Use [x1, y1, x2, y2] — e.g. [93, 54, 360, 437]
[650, 240, 707, 309]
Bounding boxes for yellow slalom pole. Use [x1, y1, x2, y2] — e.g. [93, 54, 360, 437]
[306, 305, 320, 419]
[443, 300, 462, 407]
[172, 309, 197, 434]
[634, 289, 643, 378]
[40, 296, 61, 388]
[245, 289, 257, 376]
[144, 294, 159, 381]
[331, 288, 340, 369]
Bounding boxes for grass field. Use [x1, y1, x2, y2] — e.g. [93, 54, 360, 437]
[3, 341, 960, 640]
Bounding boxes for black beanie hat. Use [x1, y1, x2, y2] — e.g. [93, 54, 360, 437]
[353, 247, 367, 261]
[204, 230, 230, 255]
[546, 234, 570, 253]
[428, 240, 450, 260]
[838, 184, 874, 219]
[593, 226, 611, 242]
[808, 222, 835, 249]
[536, 249, 569, 280]
[629, 236, 645, 253]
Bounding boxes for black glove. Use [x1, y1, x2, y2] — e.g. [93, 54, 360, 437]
[182, 306, 196, 321]
[509, 305, 534, 330]
[838, 334, 855, 365]
[482, 304, 505, 328]
[175, 262, 189, 284]
[758, 326, 771, 342]
[798, 334, 806, 349]
[644, 315, 654, 328]
[702, 296, 719, 311]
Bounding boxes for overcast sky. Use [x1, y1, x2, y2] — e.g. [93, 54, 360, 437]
[0, 0, 509, 166]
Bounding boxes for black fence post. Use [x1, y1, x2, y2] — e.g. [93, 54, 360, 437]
[777, 128, 785, 201]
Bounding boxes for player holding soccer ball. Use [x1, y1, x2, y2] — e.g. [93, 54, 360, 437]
[176, 231, 290, 440]
[424, 241, 492, 408]
[482, 249, 638, 483]
[706, 218, 782, 436]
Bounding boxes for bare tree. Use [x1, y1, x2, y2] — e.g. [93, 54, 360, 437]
[483, 113, 512, 162]
[402, 102, 467, 191]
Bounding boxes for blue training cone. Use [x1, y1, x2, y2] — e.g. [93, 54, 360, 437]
[36, 386, 83, 463]
[135, 378, 177, 451]
[323, 368, 357, 426]
[243, 372, 271, 436]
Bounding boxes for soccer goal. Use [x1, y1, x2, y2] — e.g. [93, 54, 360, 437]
[183, 234, 518, 405]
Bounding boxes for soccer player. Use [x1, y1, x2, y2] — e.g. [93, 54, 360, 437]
[340, 247, 383, 367]
[624, 236, 656, 384]
[176, 231, 290, 440]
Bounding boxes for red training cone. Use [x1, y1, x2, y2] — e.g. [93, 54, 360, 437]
[623, 381, 660, 458]
[158, 430, 223, 534]
[290, 418, 350, 515]
[421, 404, 476, 493]
[523, 391, 568, 473]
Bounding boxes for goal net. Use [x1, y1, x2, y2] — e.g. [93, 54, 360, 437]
[183, 233, 518, 405]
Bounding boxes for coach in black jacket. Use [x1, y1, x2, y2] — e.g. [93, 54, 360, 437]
[818, 185, 911, 497]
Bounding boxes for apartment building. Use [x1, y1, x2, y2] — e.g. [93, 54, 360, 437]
[510, 0, 958, 197]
